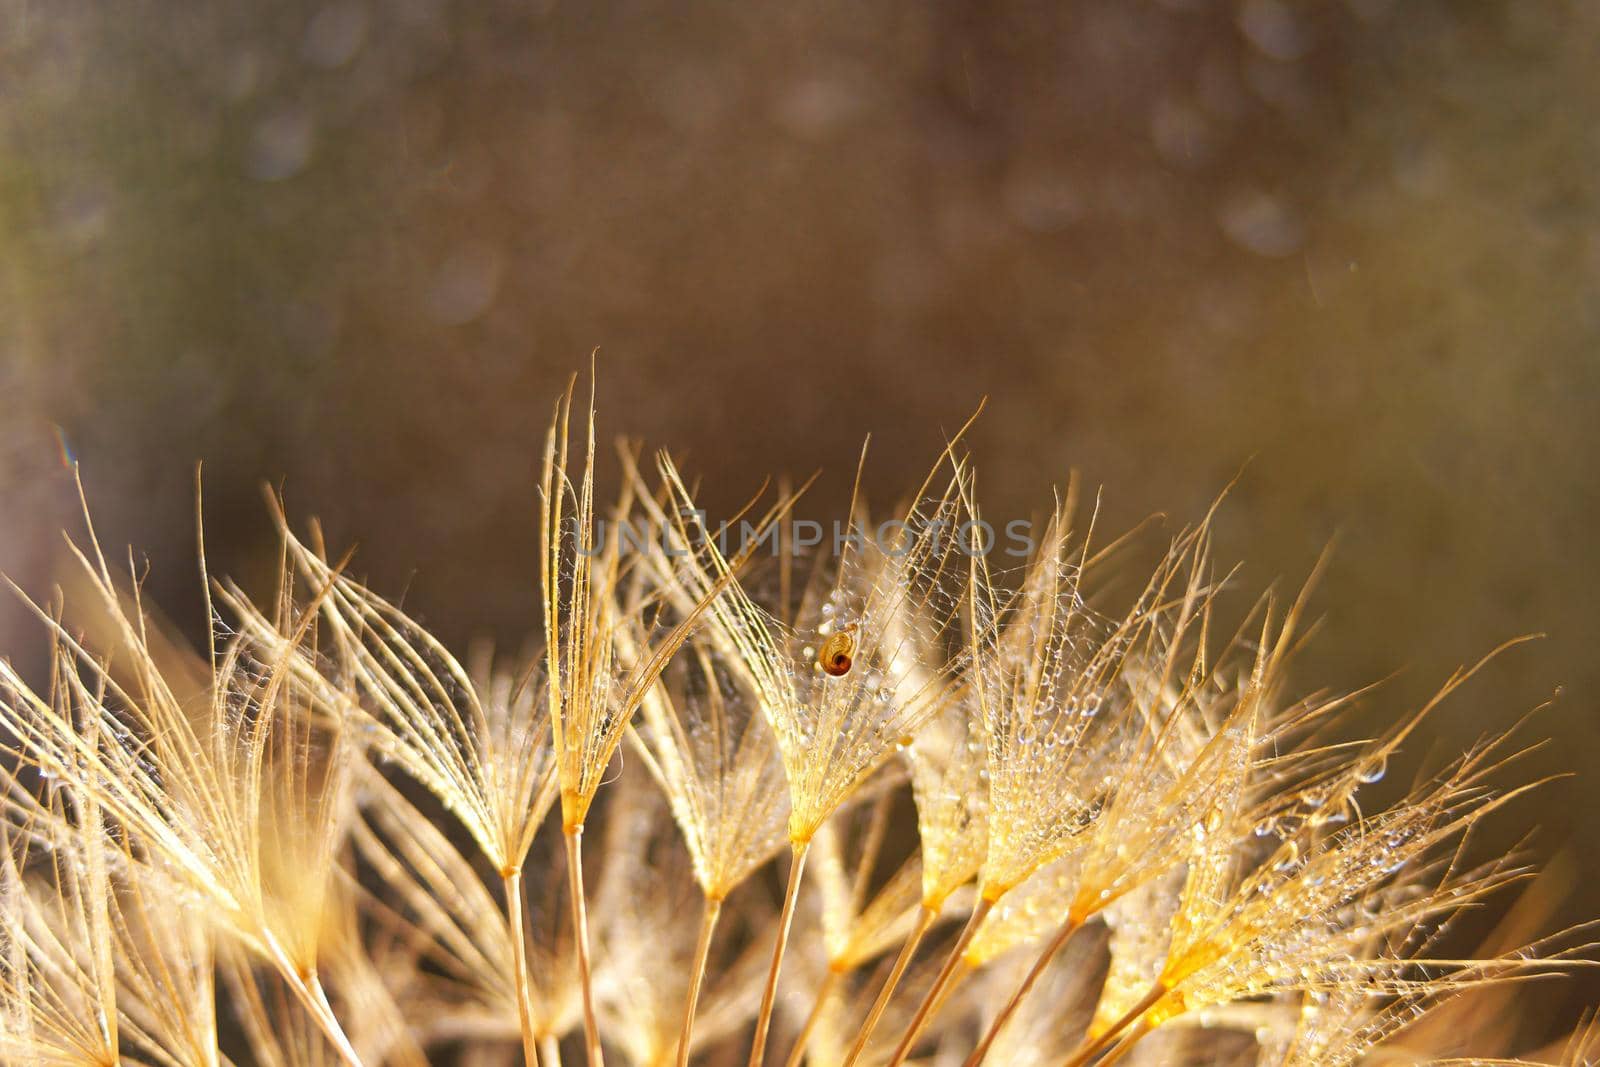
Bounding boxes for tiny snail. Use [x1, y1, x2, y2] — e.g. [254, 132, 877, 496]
[818, 624, 858, 677]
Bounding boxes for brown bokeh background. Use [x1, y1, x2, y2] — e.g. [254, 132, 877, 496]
[3, 0, 1598, 1033]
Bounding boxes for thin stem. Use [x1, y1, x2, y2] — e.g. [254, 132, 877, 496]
[504, 869, 540, 1067]
[675, 894, 724, 1067]
[538, 1033, 563, 1067]
[302, 979, 360, 1067]
[842, 904, 938, 1067]
[962, 915, 1083, 1067]
[1095, 1021, 1151, 1067]
[264, 933, 365, 1067]
[564, 825, 604, 1067]
[1059, 983, 1165, 1067]
[926, 959, 971, 1020]
[749, 840, 812, 1067]
[782, 968, 839, 1067]
[303, 973, 366, 1067]
[883, 896, 994, 1067]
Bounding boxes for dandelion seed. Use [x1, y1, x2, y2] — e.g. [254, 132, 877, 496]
[0, 380, 1590, 1067]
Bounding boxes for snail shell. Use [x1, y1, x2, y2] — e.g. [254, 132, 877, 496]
[818, 626, 857, 677]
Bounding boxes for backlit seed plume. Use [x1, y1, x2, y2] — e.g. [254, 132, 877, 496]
[310, 880, 430, 1067]
[812, 821, 930, 978]
[790, 813, 945, 1065]
[881, 499, 1207, 1065]
[540, 386, 722, 836]
[348, 772, 527, 1041]
[963, 852, 1085, 969]
[0, 793, 223, 1067]
[1249, 849, 1596, 1067]
[224, 947, 345, 1067]
[237, 537, 568, 1067]
[969, 502, 1205, 904]
[1088, 868, 1187, 1039]
[1075, 711, 1568, 1065]
[619, 452, 796, 903]
[592, 778, 768, 1067]
[902, 697, 989, 914]
[623, 626, 790, 1067]
[592, 779, 706, 1067]
[0, 505, 360, 1062]
[1266, 944, 1548, 1067]
[840, 695, 988, 1065]
[1374, 861, 1595, 1063]
[646, 442, 974, 847]
[960, 529, 1326, 1063]
[0, 376, 1592, 1067]
[625, 631, 791, 902]
[538, 377, 738, 1067]
[641, 436, 977, 1067]
[767, 457, 974, 846]
[241, 521, 561, 881]
[615, 447, 808, 1066]
[236, 559, 563, 1067]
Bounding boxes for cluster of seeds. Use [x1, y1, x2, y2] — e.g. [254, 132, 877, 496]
[0, 378, 1593, 1067]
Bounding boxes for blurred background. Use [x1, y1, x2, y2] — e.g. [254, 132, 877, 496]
[2, 0, 1597, 1031]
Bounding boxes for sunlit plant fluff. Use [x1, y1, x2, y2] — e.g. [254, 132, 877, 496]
[0, 378, 1593, 1067]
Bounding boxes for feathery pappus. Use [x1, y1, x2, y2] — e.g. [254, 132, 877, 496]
[0, 371, 1593, 1067]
